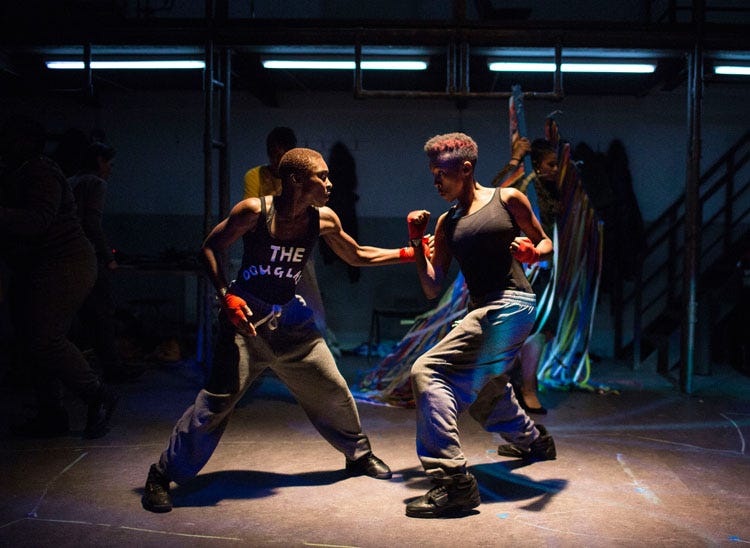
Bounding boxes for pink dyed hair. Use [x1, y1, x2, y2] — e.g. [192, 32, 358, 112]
[423, 132, 478, 167]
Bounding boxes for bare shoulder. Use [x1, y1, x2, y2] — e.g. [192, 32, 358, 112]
[231, 196, 264, 216]
[318, 206, 341, 234]
[500, 187, 532, 211]
[499, 186, 525, 203]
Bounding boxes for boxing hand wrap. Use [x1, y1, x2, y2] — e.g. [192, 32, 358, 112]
[221, 293, 250, 329]
[407, 210, 428, 244]
[399, 237, 430, 262]
[512, 237, 541, 264]
[399, 246, 415, 262]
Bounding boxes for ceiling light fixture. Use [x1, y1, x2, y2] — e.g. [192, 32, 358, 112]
[46, 60, 205, 70]
[488, 61, 656, 74]
[714, 65, 750, 75]
[261, 59, 428, 71]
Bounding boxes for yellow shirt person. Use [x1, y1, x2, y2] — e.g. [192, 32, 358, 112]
[242, 164, 282, 200]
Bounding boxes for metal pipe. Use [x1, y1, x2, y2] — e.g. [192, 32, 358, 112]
[680, 0, 705, 393]
[218, 47, 231, 223]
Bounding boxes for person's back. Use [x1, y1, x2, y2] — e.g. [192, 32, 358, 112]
[2, 153, 91, 268]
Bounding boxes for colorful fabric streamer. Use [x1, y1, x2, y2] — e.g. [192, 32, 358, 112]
[354, 86, 606, 407]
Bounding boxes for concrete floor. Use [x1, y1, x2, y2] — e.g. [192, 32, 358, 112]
[1, 353, 749, 547]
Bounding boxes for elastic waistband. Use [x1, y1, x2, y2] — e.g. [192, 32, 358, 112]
[228, 285, 300, 316]
[469, 288, 536, 310]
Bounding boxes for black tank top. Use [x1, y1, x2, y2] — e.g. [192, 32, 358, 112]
[445, 188, 532, 299]
[232, 197, 319, 304]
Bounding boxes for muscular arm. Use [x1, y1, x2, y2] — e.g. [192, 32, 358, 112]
[200, 198, 261, 293]
[502, 187, 554, 261]
[318, 206, 404, 266]
[413, 212, 453, 300]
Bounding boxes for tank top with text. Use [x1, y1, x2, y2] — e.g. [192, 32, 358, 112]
[232, 197, 319, 304]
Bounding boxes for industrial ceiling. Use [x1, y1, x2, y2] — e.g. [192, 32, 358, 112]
[1, 0, 749, 106]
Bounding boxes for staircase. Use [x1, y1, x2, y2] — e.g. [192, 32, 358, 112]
[613, 130, 750, 381]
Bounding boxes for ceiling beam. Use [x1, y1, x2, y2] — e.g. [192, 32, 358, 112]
[2, 16, 749, 53]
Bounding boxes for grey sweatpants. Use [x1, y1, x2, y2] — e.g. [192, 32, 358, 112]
[159, 296, 371, 484]
[410, 289, 540, 476]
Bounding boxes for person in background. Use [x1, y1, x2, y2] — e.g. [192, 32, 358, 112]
[141, 147, 423, 513]
[403, 132, 556, 518]
[501, 137, 561, 414]
[0, 115, 117, 439]
[243, 127, 331, 349]
[70, 141, 144, 383]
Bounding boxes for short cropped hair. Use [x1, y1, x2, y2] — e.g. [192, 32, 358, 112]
[424, 132, 478, 167]
[81, 141, 115, 172]
[531, 138, 557, 169]
[267, 126, 297, 154]
[278, 148, 322, 182]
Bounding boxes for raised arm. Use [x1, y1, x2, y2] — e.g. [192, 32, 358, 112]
[319, 206, 408, 266]
[407, 209, 452, 300]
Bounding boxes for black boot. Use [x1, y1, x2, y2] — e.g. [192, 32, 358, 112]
[496, 424, 557, 461]
[83, 384, 119, 439]
[405, 470, 481, 518]
[345, 452, 392, 479]
[142, 463, 173, 513]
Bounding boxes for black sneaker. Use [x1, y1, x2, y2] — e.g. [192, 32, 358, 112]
[345, 452, 392, 479]
[142, 464, 173, 513]
[406, 471, 481, 518]
[83, 386, 119, 439]
[496, 424, 557, 461]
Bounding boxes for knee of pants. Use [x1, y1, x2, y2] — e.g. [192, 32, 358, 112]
[410, 357, 432, 395]
[195, 390, 238, 421]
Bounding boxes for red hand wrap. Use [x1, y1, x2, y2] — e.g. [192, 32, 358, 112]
[399, 237, 431, 263]
[399, 246, 415, 262]
[512, 237, 540, 264]
[407, 211, 427, 240]
[222, 294, 249, 328]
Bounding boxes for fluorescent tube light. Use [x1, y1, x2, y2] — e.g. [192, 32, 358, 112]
[262, 59, 428, 70]
[714, 65, 750, 75]
[46, 60, 205, 70]
[488, 61, 656, 74]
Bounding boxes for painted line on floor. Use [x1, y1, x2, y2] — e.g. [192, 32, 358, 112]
[120, 525, 242, 541]
[5, 517, 243, 542]
[27, 452, 89, 518]
[0, 518, 26, 530]
[303, 543, 361, 548]
[629, 435, 744, 456]
[720, 413, 746, 455]
[616, 453, 660, 504]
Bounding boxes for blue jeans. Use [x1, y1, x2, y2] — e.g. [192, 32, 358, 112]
[410, 289, 540, 476]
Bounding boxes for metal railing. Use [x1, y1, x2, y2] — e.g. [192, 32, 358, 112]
[613, 130, 750, 368]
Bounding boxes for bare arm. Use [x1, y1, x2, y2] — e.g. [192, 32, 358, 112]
[319, 206, 405, 266]
[412, 210, 452, 300]
[200, 198, 260, 294]
[501, 187, 554, 261]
